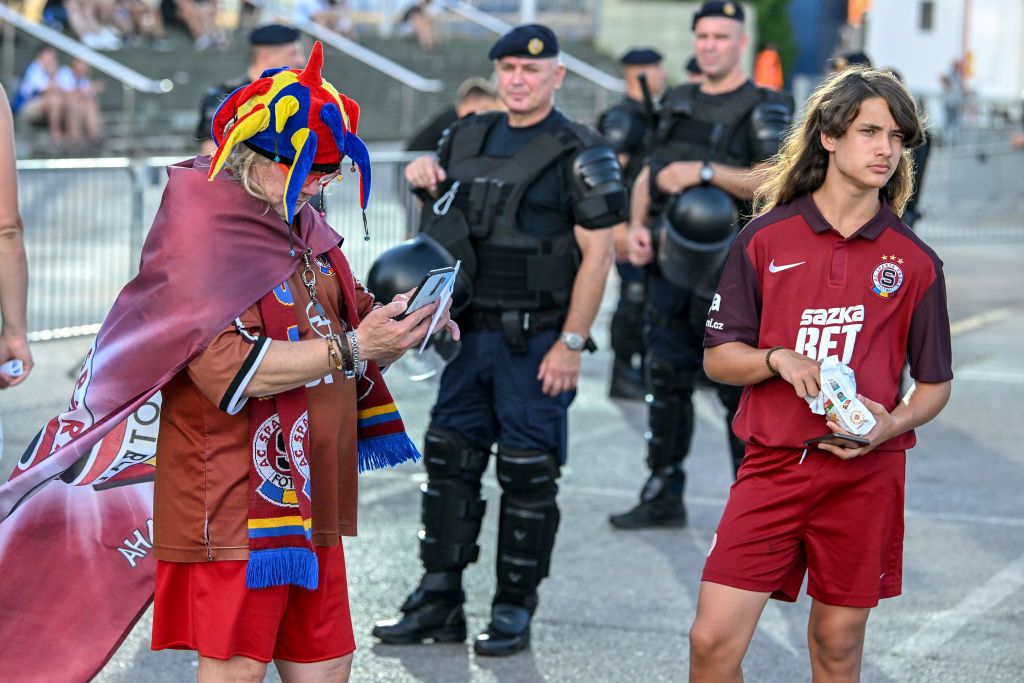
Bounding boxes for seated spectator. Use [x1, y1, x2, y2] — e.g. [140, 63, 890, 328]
[56, 58, 104, 145]
[11, 47, 68, 143]
[175, 0, 226, 50]
[293, 0, 357, 40]
[400, 0, 439, 53]
[64, 0, 123, 50]
[116, 0, 173, 50]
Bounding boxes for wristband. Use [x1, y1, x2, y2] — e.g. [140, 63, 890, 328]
[346, 331, 361, 377]
[765, 346, 785, 377]
[326, 334, 345, 372]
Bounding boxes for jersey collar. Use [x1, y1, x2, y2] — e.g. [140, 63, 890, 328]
[796, 194, 895, 241]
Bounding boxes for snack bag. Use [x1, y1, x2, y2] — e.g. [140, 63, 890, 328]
[806, 358, 877, 436]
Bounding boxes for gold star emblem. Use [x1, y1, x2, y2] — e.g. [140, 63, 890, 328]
[528, 38, 544, 56]
[881, 255, 888, 261]
[897, 257, 904, 264]
[723, 2, 736, 16]
[890, 254, 897, 260]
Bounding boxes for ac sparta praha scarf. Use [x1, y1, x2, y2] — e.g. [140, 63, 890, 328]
[246, 247, 417, 590]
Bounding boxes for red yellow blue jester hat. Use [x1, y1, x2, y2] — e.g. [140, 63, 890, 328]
[207, 41, 371, 224]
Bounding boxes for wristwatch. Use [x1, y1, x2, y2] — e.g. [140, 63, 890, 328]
[559, 331, 586, 352]
[700, 161, 715, 184]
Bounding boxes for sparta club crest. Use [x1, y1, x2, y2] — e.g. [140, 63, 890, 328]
[252, 412, 311, 507]
[871, 259, 904, 299]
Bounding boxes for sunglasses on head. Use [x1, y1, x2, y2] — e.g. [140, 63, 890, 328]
[275, 162, 341, 188]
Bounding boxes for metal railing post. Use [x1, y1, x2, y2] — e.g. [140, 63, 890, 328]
[2, 21, 14, 86]
[123, 85, 135, 146]
[129, 162, 146, 274]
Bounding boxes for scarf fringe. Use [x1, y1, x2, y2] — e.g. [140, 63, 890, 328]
[358, 433, 421, 473]
[246, 547, 319, 590]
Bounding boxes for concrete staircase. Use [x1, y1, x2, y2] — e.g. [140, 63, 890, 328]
[6, 25, 620, 157]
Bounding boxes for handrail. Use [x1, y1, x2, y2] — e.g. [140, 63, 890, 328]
[0, 5, 172, 94]
[437, 0, 623, 93]
[286, 16, 444, 93]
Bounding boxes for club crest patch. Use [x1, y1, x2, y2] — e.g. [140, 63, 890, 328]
[252, 412, 311, 507]
[871, 259, 904, 299]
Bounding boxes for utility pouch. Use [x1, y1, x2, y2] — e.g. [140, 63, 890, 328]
[500, 311, 528, 355]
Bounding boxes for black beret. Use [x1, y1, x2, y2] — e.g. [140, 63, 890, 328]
[248, 24, 300, 46]
[685, 56, 701, 75]
[488, 24, 559, 60]
[620, 48, 663, 66]
[692, 1, 745, 30]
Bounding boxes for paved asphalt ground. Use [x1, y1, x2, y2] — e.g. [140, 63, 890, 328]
[1, 232, 1022, 682]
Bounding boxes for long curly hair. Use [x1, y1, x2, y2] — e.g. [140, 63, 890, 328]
[753, 66, 925, 218]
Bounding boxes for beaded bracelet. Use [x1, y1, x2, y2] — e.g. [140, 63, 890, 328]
[765, 345, 786, 377]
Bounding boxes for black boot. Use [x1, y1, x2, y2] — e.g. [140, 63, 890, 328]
[474, 602, 532, 657]
[609, 357, 647, 400]
[372, 572, 467, 644]
[608, 465, 687, 529]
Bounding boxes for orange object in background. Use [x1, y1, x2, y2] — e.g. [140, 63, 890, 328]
[754, 47, 784, 90]
[848, 0, 871, 26]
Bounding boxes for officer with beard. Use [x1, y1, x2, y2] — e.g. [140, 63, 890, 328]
[372, 24, 626, 655]
[609, 1, 793, 529]
[597, 48, 666, 399]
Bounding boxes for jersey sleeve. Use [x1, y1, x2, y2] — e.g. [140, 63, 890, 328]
[354, 276, 379, 319]
[186, 306, 271, 414]
[704, 237, 762, 348]
[906, 265, 953, 382]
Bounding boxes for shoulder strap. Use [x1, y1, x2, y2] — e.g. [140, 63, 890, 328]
[445, 112, 504, 166]
[491, 126, 582, 229]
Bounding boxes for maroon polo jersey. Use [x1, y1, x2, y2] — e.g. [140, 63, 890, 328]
[705, 194, 953, 451]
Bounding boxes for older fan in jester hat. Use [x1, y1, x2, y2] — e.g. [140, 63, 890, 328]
[147, 41, 457, 680]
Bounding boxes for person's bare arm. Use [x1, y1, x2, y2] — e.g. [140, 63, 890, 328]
[0, 84, 32, 388]
[655, 160, 763, 201]
[245, 299, 444, 396]
[626, 165, 654, 266]
[704, 342, 821, 398]
[537, 225, 614, 396]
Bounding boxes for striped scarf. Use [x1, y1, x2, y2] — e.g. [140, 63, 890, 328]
[245, 246, 418, 590]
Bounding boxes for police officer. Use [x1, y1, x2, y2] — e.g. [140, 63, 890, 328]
[609, 1, 793, 529]
[372, 24, 626, 656]
[597, 48, 666, 399]
[194, 24, 305, 156]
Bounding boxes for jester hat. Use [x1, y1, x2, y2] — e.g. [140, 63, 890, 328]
[208, 41, 371, 223]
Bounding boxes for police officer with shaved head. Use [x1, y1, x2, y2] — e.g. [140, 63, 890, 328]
[610, 1, 794, 529]
[597, 47, 666, 399]
[373, 24, 626, 656]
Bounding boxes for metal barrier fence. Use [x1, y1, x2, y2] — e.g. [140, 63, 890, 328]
[914, 141, 1024, 243]
[20, 152, 421, 342]
[17, 141, 1023, 340]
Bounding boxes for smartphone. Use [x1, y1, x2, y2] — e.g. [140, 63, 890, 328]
[803, 433, 871, 449]
[394, 266, 456, 321]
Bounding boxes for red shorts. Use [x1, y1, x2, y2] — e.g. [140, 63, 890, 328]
[702, 445, 906, 608]
[152, 543, 355, 663]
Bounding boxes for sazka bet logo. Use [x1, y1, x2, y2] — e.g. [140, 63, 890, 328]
[252, 413, 311, 507]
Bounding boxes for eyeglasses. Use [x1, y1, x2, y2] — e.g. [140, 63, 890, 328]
[275, 162, 341, 189]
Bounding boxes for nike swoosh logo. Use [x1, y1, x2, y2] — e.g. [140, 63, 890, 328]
[768, 260, 806, 273]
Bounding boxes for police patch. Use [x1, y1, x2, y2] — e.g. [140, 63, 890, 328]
[871, 261, 904, 299]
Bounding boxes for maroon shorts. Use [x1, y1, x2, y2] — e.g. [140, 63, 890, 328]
[152, 543, 355, 663]
[702, 445, 906, 608]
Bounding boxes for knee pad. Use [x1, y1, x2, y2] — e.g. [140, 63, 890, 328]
[419, 479, 487, 571]
[495, 447, 560, 496]
[423, 426, 489, 481]
[644, 356, 695, 470]
[496, 491, 560, 595]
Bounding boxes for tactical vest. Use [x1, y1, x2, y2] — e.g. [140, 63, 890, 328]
[651, 82, 765, 172]
[424, 113, 586, 312]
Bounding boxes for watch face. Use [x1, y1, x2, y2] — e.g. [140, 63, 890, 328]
[700, 164, 713, 182]
[561, 333, 584, 350]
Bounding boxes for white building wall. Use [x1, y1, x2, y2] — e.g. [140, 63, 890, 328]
[866, 0, 1024, 102]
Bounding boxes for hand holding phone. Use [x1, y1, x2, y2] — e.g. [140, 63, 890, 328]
[803, 433, 871, 449]
[394, 267, 456, 321]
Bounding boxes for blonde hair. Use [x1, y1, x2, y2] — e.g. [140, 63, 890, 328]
[753, 66, 925, 218]
[224, 144, 275, 208]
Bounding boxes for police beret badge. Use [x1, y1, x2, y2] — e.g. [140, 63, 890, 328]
[724, 2, 736, 15]
[528, 38, 544, 55]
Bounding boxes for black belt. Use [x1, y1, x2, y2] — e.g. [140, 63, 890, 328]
[462, 309, 566, 335]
